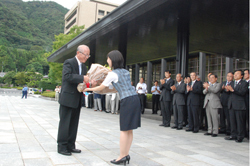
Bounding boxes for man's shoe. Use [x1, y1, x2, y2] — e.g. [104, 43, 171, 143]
[177, 127, 183, 130]
[159, 124, 165, 126]
[204, 132, 212, 135]
[192, 130, 199, 133]
[235, 139, 243, 143]
[225, 136, 236, 140]
[70, 149, 81, 153]
[164, 125, 170, 127]
[171, 126, 177, 129]
[186, 129, 193, 132]
[211, 134, 218, 137]
[58, 150, 71, 156]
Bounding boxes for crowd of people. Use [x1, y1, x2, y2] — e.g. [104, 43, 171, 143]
[155, 69, 249, 143]
[80, 69, 249, 143]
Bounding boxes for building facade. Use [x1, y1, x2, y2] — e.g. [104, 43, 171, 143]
[49, 0, 249, 94]
[64, 0, 118, 34]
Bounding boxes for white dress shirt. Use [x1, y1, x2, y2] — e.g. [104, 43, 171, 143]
[136, 82, 147, 94]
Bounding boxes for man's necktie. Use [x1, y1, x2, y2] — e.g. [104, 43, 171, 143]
[79, 64, 82, 75]
[234, 81, 237, 88]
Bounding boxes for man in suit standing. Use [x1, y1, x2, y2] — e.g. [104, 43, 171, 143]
[57, 45, 90, 155]
[186, 72, 203, 133]
[220, 72, 234, 135]
[159, 70, 174, 127]
[171, 73, 186, 130]
[243, 69, 249, 139]
[225, 70, 248, 143]
[203, 74, 222, 137]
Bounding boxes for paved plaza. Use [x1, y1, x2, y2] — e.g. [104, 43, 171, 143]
[0, 88, 249, 166]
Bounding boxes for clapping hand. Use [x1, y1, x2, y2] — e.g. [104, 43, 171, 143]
[171, 85, 176, 91]
[203, 82, 209, 89]
[186, 85, 191, 91]
[226, 85, 234, 92]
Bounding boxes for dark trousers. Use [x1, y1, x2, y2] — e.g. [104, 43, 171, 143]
[188, 105, 199, 131]
[88, 94, 93, 108]
[160, 100, 171, 126]
[57, 104, 81, 151]
[183, 105, 188, 125]
[245, 99, 249, 138]
[199, 107, 207, 129]
[229, 109, 246, 139]
[152, 95, 160, 113]
[101, 95, 106, 111]
[138, 94, 145, 114]
[22, 91, 27, 99]
[220, 106, 231, 133]
[173, 105, 184, 128]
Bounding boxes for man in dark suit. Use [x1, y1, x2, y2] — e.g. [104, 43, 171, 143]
[219, 72, 234, 135]
[171, 73, 186, 130]
[57, 45, 90, 155]
[225, 70, 248, 143]
[159, 70, 174, 127]
[185, 72, 203, 133]
[243, 69, 249, 139]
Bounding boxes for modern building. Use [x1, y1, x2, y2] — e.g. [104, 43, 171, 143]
[48, 0, 249, 93]
[64, 0, 119, 34]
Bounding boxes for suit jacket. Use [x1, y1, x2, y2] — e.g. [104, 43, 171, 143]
[245, 80, 249, 110]
[171, 81, 186, 106]
[220, 81, 233, 107]
[59, 57, 87, 108]
[228, 79, 248, 110]
[160, 78, 174, 102]
[203, 82, 222, 109]
[185, 80, 202, 106]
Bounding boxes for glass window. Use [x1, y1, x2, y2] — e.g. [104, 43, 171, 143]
[152, 63, 161, 82]
[98, 10, 105, 16]
[233, 58, 249, 71]
[166, 61, 176, 80]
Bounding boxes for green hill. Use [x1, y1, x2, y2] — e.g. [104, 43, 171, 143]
[0, 0, 68, 51]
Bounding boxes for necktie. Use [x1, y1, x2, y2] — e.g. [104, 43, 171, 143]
[79, 64, 82, 75]
[234, 81, 237, 88]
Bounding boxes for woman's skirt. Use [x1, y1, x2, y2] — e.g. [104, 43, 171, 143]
[120, 95, 141, 131]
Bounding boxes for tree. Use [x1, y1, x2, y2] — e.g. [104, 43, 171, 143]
[15, 72, 29, 86]
[3, 71, 16, 86]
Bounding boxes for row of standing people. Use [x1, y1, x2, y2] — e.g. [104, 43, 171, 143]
[156, 69, 249, 143]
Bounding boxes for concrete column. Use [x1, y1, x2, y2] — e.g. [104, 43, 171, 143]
[118, 23, 128, 67]
[147, 61, 152, 93]
[199, 52, 206, 82]
[225, 57, 234, 75]
[161, 59, 167, 79]
[135, 64, 140, 85]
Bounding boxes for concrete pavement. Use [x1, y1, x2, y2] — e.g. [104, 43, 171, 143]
[0, 89, 249, 166]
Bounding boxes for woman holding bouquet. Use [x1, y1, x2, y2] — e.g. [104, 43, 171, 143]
[84, 50, 141, 165]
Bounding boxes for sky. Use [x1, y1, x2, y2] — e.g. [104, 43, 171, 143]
[22, 0, 127, 9]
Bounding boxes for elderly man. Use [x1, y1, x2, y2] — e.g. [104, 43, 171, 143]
[57, 45, 90, 155]
[171, 74, 186, 130]
[136, 77, 147, 114]
[203, 74, 222, 137]
[225, 70, 248, 143]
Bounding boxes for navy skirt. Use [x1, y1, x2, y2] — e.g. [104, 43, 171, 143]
[120, 95, 141, 131]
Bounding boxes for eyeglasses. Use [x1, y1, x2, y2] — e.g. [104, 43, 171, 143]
[79, 51, 91, 58]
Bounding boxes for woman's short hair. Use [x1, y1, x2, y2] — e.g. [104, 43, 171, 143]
[107, 50, 124, 69]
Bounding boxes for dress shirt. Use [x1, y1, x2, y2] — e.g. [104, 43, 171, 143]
[166, 78, 170, 83]
[136, 83, 147, 94]
[151, 86, 160, 95]
[177, 81, 181, 86]
[191, 80, 196, 87]
[75, 56, 82, 75]
[22, 87, 28, 91]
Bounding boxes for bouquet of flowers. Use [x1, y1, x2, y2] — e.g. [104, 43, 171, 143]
[77, 64, 117, 94]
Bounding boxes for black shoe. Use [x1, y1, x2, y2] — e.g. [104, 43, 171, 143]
[186, 129, 193, 132]
[70, 149, 81, 153]
[110, 156, 127, 165]
[126, 155, 130, 164]
[159, 124, 165, 126]
[164, 125, 170, 127]
[204, 132, 212, 135]
[211, 134, 218, 137]
[235, 139, 243, 143]
[104, 110, 110, 113]
[58, 149, 71, 156]
[171, 126, 177, 129]
[225, 136, 236, 140]
[192, 130, 199, 133]
[177, 127, 183, 130]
